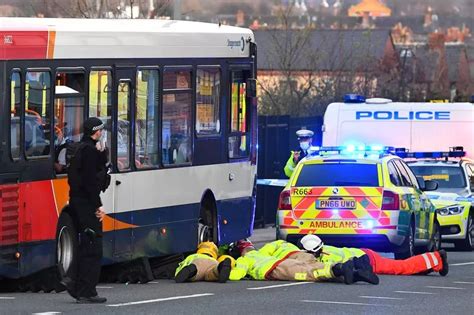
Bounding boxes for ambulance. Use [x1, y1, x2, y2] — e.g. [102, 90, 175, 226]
[321, 95, 474, 158]
[321, 95, 474, 250]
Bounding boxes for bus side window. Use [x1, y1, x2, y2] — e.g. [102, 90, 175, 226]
[25, 71, 51, 158]
[228, 70, 249, 159]
[162, 68, 192, 166]
[89, 69, 113, 163]
[196, 67, 220, 135]
[135, 68, 159, 168]
[10, 71, 21, 160]
[117, 81, 131, 171]
[54, 71, 85, 174]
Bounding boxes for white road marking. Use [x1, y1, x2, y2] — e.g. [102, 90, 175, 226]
[359, 296, 403, 300]
[426, 286, 464, 290]
[0, 297, 15, 300]
[247, 282, 311, 290]
[301, 300, 385, 306]
[453, 281, 474, 285]
[450, 262, 474, 266]
[395, 291, 436, 295]
[107, 293, 214, 307]
[32, 312, 62, 315]
[149, 281, 160, 284]
[96, 286, 114, 289]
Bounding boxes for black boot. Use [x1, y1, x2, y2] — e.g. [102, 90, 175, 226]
[354, 269, 379, 285]
[439, 250, 449, 276]
[175, 264, 197, 283]
[217, 258, 232, 283]
[332, 260, 354, 285]
[353, 254, 373, 271]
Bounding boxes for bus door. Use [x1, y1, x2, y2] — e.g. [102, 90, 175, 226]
[111, 66, 135, 259]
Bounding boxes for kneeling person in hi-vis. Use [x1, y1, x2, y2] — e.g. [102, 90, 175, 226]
[175, 242, 233, 283]
[299, 235, 449, 276]
[228, 239, 379, 285]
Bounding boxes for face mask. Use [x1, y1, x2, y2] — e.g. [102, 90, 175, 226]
[300, 142, 310, 151]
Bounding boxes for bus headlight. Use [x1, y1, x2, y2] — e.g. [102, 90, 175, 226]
[437, 205, 464, 216]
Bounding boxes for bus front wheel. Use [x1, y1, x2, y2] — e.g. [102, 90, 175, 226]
[56, 212, 78, 284]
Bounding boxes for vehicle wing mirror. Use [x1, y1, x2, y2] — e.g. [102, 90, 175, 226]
[423, 179, 438, 192]
[246, 78, 257, 98]
[416, 176, 426, 190]
[470, 177, 474, 192]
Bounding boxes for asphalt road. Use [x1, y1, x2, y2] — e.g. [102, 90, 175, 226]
[1, 227, 473, 315]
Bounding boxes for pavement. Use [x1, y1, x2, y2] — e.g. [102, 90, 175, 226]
[1, 227, 473, 314]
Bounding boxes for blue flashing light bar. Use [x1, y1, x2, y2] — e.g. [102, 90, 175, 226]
[309, 145, 395, 157]
[395, 146, 466, 159]
[344, 94, 366, 103]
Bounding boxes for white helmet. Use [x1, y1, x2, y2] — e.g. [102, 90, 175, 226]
[299, 235, 324, 255]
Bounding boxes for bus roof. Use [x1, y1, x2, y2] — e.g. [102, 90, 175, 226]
[0, 18, 254, 60]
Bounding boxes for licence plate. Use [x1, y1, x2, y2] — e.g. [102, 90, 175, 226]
[316, 199, 356, 209]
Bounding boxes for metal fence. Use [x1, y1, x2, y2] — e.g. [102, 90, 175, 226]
[255, 115, 323, 228]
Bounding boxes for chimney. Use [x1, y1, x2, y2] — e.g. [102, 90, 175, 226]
[428, 33, 445, 50]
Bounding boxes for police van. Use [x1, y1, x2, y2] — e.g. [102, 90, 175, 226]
[321, 95, 474, 158]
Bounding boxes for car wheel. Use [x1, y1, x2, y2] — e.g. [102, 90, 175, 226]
[454, 214, 474, 251]
[430, 221, 442, 252]
[395, 223, 415, 259]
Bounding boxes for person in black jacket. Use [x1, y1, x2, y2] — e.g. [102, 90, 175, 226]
[67, 117, 108, 304]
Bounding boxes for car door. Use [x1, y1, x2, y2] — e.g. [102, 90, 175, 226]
[394, 159, 429, 241]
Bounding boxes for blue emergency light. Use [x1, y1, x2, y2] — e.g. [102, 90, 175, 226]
[394, 147, 466, 159]
[344, 94, 366, 103]
[309, 145, 395, 157]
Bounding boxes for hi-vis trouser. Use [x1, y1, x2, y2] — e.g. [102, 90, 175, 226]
[363, 249, 443, 275]
[175, 253, 220, 282]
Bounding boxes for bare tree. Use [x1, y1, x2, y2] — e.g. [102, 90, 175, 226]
[18, 0, 170, 18]
[257, 7, 401, 117]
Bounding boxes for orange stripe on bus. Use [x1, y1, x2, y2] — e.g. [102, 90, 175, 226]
[47, 29, 56, 59]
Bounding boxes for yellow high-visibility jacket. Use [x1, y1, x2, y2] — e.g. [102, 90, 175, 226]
[318, 245, 366, 264]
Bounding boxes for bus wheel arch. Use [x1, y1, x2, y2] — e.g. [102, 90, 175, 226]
[198, 190, 218, 244]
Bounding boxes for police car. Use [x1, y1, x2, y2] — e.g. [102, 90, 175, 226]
[401, 148, 474, 251]
[276, 145, 440, 259]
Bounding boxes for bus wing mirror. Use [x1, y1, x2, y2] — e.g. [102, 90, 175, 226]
[246, 78, 257, 98]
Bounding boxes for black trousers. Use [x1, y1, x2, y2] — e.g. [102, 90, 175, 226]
[69, 197, 103, 298]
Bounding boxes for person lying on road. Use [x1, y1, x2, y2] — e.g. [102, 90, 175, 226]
[174, 242, 233, 283]
[298, 235, 449, 276]
[227, 239, 379, 285]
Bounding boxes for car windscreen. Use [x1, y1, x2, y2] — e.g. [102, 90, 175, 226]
[296, 163, 380, 187]
[409, 165, 466, 189]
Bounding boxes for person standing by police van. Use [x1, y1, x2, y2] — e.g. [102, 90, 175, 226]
[66, 117, 109, 303]
[284, 129, 314, 178]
